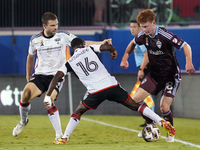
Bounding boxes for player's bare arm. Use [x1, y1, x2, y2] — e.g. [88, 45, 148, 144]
[183, 43, 195, 75]
[44, 71, 64, 108]
[100, 42, 117, 59]
[26, 54, 35, 82]
[138, 52, 149, 80]
[120, 40, 136, 69]
[85, 38, 112, 46]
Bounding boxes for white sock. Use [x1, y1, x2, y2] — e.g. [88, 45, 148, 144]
[142, 107, 163, 126]
[63, 117, 80, 139]
[19, 102, 31, 124]
[48, 106, 62, 136]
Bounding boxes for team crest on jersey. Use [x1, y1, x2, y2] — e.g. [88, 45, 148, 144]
[55, 38, 61, 44]
[40, 40, 44, 46]
[156, 40, 162, 49]
[145, 37, 149, 46]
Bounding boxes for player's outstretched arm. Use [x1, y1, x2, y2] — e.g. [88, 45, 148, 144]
[44, 71, 65, 108]
[120, 40, 136, 69]
[183, 43, 195, 75]
[47, 71, 65, 96]
[85, 38, 112, 46]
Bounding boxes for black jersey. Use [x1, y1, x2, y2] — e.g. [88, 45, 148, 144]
[134, 27, 185, 81]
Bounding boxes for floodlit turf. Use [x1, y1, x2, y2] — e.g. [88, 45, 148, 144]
[1, 115, 200, 150]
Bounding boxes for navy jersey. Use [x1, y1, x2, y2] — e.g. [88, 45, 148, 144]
[134, 27, 185, 81]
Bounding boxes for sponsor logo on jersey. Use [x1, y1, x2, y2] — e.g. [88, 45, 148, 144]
[156, 40, 162, 49]
[149, 50, 164, 55]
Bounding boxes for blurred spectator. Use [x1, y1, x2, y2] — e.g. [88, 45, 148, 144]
[93, 0, 105, 25]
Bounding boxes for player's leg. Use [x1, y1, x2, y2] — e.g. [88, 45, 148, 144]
[46, 89, 63, 140]
[46, 77, 66, 140]
[160, 95, 175, 142]
[13, 82, 41, 136]
[161, 79, 180, 142]
[126, 87, 175, 137]
[53, 101, 89, 144]
[53, 91, 103, 144]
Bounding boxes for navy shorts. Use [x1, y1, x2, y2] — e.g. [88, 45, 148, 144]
[140, 73, 180, 98]
[82, 84, 130, 110]
[29, 74, 65, 96]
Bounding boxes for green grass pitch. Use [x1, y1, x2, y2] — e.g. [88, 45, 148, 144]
[0, 115, 200, 150]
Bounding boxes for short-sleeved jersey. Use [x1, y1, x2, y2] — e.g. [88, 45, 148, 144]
[133, 44, 147, 67]
[59, 45, 118, 94]
[29, 30, 76, 75]
[133, 27, 185, 81]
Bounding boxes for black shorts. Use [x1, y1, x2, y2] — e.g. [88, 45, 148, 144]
[82, 84, 129, 110]
[29, 74, 65, 96]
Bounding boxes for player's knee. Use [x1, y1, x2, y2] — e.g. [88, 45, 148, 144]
[160, 105, 170, 113]
[74, 102, 88, 116]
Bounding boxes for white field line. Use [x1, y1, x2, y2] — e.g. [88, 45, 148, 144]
[82, 117, 200, 149]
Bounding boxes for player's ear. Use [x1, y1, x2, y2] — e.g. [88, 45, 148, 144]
[43, 24, 46, 29]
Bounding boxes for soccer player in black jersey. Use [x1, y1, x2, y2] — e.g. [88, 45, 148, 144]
[121, 9, 195, 142]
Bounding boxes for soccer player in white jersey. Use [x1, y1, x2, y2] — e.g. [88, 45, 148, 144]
[121, 9, 195, 142]
[44, 37, 175, 144]
[12, 12, 111, 141]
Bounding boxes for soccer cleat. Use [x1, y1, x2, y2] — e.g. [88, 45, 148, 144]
[166, 133, 175, 142]
[53, 138, 67, 144]
[12, 118, 29, 136]
[55, 134, 63, 141]
[137, 130, 142, 138]
[161, 120, 175, 136]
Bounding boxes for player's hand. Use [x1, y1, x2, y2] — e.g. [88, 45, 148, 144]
[120, 60, 129, 69]
[44, 95, 52, 109]
[138, 70, 144, 81]
[103, 39, 112, 45]
[186, 62, 195, 75]
[110, 51, 117, 59]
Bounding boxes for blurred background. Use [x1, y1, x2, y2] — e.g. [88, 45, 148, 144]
[0, 0, 200, 119]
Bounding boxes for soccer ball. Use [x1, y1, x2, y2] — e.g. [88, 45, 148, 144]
[142, 124, 160, 142]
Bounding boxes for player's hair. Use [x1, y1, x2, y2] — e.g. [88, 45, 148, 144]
[41, 12, 57, 25]
[71, 37, 85, 50]
[130, 20, 140, 27]
[137, 9, 155, 24]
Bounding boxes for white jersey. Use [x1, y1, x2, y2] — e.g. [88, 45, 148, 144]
[59, 45, 118, 94]
[29, 30, 76, 75]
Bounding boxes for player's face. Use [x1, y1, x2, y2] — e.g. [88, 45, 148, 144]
[43, 19, 58, 37]
[130, 22, 141, 36]
[140, 21, 156, 36]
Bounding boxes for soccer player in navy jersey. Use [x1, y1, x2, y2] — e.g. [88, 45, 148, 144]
[120, 20, 155, 130]
[121, 9, 195, 142]
[44, 37, 175, 144]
